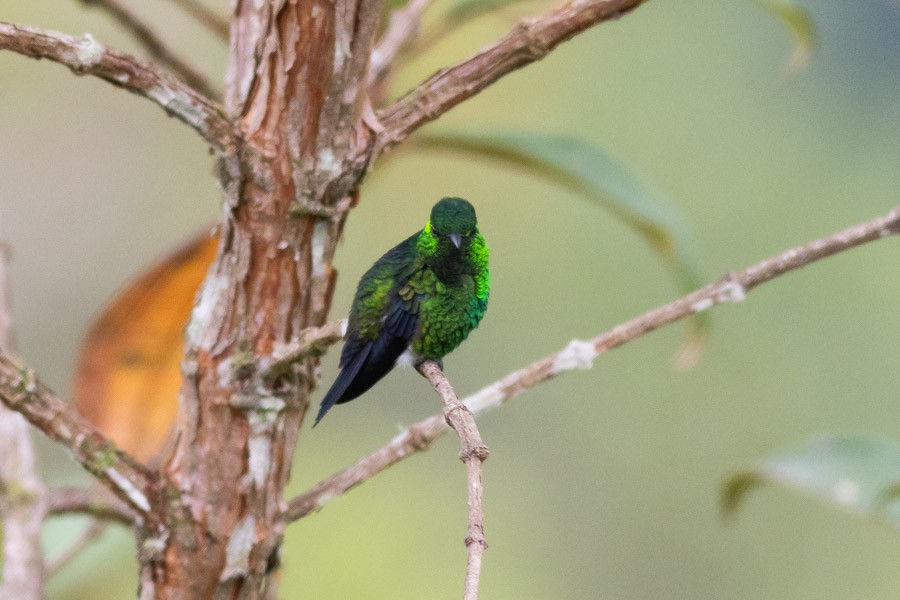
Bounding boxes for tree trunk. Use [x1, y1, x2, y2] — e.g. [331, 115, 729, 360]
[141, 2, 380, 597]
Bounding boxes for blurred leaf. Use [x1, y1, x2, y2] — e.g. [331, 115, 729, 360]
[724, 434, 900, 528]
[753, 0, 815, 74]
[444, 0, 539, 25]
[413, 0, 542, 53]
[419, 130, 707, 362]
[382, 0, 409, 12]
[73, 232, 218, 463]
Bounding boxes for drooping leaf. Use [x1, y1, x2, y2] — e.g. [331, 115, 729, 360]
[419, 130, 706, 363]
[724, 434, 900, 528]
[753, 0, 815, 74]
[73, 231, 218, 463]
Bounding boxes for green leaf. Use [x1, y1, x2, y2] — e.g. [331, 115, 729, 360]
[724, 434, 900, 528]
[419, 130, 706, 366]
[753, 0, 815, 74]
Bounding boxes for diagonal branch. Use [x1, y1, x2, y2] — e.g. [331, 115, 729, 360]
[284, 205, 900, 521]
[0, 354, 155, 516]
[0, 22, 236, 154]
[375, 0, 646, 153]
[417, 360, 488, 600]
[78, 0, 218, 98]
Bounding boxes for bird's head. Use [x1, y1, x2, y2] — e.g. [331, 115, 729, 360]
[417, 197, 482, 281]
[426, 196, 478, 251]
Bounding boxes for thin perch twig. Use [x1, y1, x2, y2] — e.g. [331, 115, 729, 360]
[284, 206, 900, 521]
[0, 22, 236, 154]
[417, 360, 488, 600]
[78, 0, 217, 97]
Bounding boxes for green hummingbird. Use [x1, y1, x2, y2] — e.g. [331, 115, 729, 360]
[314, 197, 490, 426]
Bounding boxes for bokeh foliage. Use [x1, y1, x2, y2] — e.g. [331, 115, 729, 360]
[2, 0, 900, 599]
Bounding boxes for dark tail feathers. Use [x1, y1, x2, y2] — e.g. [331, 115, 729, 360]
[313, 330, 411, 427]
[314, 344, 371, 427]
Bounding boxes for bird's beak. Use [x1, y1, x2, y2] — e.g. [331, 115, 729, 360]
[449, 233, 462, 249]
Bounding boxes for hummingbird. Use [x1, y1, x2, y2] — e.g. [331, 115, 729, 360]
[314, 197, 490, 426]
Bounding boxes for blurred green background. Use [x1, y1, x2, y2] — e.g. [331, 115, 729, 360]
[2, 0, 900, 598]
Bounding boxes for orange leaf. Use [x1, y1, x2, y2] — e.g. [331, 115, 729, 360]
[73, 231, 218, 463]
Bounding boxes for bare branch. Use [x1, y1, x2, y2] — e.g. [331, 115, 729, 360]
[417, 360, 488, 600]
[0, 22, 236, 154]
[163, 0, 230, 40]
[376, 0, 646, 153]
[369, 0, 433, 88]
[47, 486, 137, 527]
[0, 244, 46, 600]
[78, 0, 218, 98]
[285, 206, 900, 520]
[0, 355, 154, 516]
[0, 412, 46, 599]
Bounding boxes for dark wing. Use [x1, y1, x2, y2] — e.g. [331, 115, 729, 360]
[314, 235, 422, 426]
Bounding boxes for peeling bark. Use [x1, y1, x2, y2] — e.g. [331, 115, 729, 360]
[149, 2, 382, 598]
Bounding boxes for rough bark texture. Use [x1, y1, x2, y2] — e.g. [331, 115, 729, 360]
[149, 2, 381, 598]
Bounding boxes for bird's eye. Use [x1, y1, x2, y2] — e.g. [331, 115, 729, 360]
[431, 229, 439, 238]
